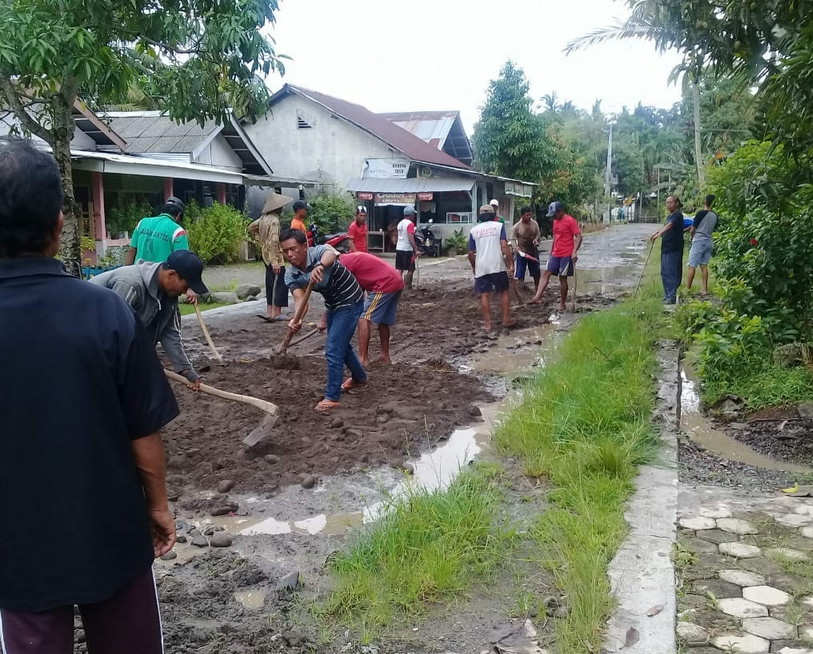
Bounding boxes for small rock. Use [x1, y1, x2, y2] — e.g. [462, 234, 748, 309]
[191, 535, 209, 548]
[210, 291, 239, 304]
[235, 283, 262, 300]
[677, 621, 709, 645]
[160, 551, 178, 561]
[210, 532, 233, 548]
[729, 422, 749, 430]
[188, 528, 201, 538]
[301, 475, 317, 490]
[210, 504, 237, 517]
[278, 570, 300, 590]
[264, 454, 280, 465]
[217, 479, 235, 494]
[282, 630, 305, 647]
[376, 415, 388, 424]
[346, 428, 363, 439]
[176, 534, 187, 544]
[329, 417, 344, 428]
[403, 462, 415, 475]
[799, 403, 813, 420]
[175, 519, 188, 531]
[468, 405, 482, 417]
[245, 295, 258, 302]
[203, 526, 216, 536]
[552, 605, 569, 619]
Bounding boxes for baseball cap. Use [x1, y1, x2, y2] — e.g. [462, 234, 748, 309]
[166, 250, 209, 295]
[479, 204, 496, 215]
[356, 205, 368, 214]
[164, 196, 185, 214]
[292, 200, 309, 212]
[489, 199, 499, 208]
[404, 205, 417, 216]
[546, 201, 564, 217]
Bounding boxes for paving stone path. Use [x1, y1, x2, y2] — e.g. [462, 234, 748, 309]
[677, 486, 813, 653]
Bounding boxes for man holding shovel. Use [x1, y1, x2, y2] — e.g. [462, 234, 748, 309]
[249, 191, 292, 321]
[530, 201, 582, 311]
[0, 137, 178, 653]
[91, 250, 210, 389]
[281, 228, 366, 411]
[510, 205, 542, 291]
[468, 204, 515, 331]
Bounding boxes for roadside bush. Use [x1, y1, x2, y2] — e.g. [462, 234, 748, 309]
[186, 202, 250, 265]
[107, 201, 152, 237]
[305, 193, 355, 236]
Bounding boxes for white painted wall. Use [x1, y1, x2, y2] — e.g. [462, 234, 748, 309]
[194, 134, 243, 171]
[244, 94, 397, 193]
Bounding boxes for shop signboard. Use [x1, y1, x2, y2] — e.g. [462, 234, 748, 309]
[417, 192, 434, 201]
[363, 158, 410, 179]
[375, 193, 416, 205]
[356, 192, 374, 201]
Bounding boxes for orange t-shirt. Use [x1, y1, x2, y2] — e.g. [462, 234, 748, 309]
[290, 217, 307, 233]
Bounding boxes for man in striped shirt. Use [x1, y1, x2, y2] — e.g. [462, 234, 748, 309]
[282, 228, 367, 411]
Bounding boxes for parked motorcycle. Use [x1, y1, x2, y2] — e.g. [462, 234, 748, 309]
[307, 223, 352, 253]
[415, 219, 439, 257]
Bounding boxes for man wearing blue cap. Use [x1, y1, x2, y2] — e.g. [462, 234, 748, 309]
[530, 201, 582, 310]
[91, 250, 209, 389]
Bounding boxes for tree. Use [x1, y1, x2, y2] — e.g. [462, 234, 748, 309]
[0, 0, 286, 276]
[472, 61, 552, 182]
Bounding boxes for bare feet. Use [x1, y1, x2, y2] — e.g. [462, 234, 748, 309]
[360, 359, 369, 368]
[483, 323, 493, 332]
[502, 320, 517, 328]
[528, 297, 542, 305]
[558, 304, 567, 312]
[377, 356, 392, 364]
[341, 377, 368, 391]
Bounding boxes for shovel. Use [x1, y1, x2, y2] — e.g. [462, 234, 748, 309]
[194, 303, 223, 363]
[164, 369, 279, 447]
[276, 280, 315, 355]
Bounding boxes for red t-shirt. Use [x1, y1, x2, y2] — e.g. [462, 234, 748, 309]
[340, 252, 404, 294]
[348, 221, 368, 252]
[551, 214, 581, 257]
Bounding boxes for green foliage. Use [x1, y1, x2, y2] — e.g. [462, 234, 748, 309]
[106, 201, 151, 237]
[443, 228, 467, 251]
[318, 464, 507, 636]
[186, 202, 250, 265]
[496, 295, 660, 652]
[305, 193, 355, 237]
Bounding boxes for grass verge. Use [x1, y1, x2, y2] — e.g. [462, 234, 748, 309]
[495, 293, 662, 652]
[179, 301, 231, 316]
[316, 463, 509, 641]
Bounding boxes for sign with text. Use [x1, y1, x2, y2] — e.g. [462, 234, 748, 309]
[375, 193, 416, 205]
[356, 192, 374, 201]
[417, 192, 434, 201]
[363, 158, 410, 179]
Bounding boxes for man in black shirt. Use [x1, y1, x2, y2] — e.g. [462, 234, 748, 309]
[0, 138, 179, 653]
[281, 228, 366, 411]
[650, 195, 686, 304]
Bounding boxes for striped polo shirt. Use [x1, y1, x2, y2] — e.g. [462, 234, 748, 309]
[285, 244, 363, 311]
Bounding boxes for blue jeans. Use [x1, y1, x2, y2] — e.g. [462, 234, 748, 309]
[325, 301, 366, 401]
[661, 249, 683, 303]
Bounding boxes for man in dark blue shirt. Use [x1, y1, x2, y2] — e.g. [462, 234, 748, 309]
[0, 138, 179, 653]
[650, 195, 686, 304]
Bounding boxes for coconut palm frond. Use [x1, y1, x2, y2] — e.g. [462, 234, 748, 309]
[565, 17, 672, 55]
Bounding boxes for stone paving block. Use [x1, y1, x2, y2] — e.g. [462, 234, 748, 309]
[712, 633, 770, 653]
[680, 516, 718, 530]
[784, 537, 813, 552]
[700, 506, 733, 519]
[720, 542, 763, 558]
[777, 648, 813, 654]
[801, 526, 813, 540]
[718, 597, 770, 618]
[801, 596, 813, 607]
[697, 528, 739, 544]
[676, 621, 709, 645]
[794, 505, 813, 517]
[718, 518, 760, 535]
[743, 586, 792, 607]
[691, 578, 742, 598]
[741, 617, 795, 640]
[681, 593, 711, 609]
[777, 514, 813, 528]
[682, 537, 721, 554]
[802, 625, 813, 640]
[766, 547, 809, 562]
[740, 557, 786, 577]
[766, 573, 813, 595]
[697, 552, 738, 568]
[719, 569, 767, 587]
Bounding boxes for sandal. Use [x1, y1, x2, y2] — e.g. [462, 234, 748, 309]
[257, 315, 286, 323]
[341, 378, 368, 391]
[315, 399, 341, 412]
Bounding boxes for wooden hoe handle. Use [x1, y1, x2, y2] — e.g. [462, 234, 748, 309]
[164, 369, 278, 416]
[278, 280, 315, 353]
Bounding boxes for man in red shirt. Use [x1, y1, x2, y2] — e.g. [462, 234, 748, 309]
[340, 252, 404, 366]
[530, 201, 582, 310]
[348, 206, 369, 253]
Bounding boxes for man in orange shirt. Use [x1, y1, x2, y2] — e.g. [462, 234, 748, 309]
[348, 206, 368, 253]
[290, 201, 311, 244]
[530, 201, 582, 311]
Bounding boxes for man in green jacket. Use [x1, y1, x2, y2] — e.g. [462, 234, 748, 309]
[124, 197, 188, 265]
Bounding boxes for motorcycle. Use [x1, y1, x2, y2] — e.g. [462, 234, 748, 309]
[415, 219, 439, 257]
[308, 223, 352, 253]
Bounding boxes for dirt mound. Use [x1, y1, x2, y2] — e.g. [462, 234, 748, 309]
[164, 355, 492, 500]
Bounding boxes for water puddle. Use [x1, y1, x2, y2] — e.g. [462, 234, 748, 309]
[680, 368, 809, 473]
[470, 324, 555, 374]
[234, 590, 266, 610]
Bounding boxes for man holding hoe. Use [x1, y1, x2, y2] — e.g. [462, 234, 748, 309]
[468, 204, 515, 331]
[281, 228, 367, 411]
[530, 201, 582, 310]
[510, 205, 542, 291]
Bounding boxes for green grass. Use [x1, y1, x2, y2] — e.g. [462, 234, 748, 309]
[701, 363, 813, 409]
[495, 294, 662, 652]
[316, 463, 509, 640]
[179, 301, 231, 315]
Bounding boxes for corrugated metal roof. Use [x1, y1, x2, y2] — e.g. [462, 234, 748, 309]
[274, 85, 472, 171]
[345, 177, 474, 193]
[378, 111, 458, 147]
[104, 114, 220, 154]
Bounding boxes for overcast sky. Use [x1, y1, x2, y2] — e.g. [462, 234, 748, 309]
[268, 0, 684, 132]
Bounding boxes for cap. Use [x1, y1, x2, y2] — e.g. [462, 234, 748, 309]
[164, 196, 185, 214]
[479, 204, 496, 215]
[356, 205, 368, 214]
[489, 199, 499, 208]
[404, 205, 417, 216]
[292, 200, 309, 212]
[546, 201, 564, 217]
[166, 250, 209, 295]
[261, 192, 293, 214]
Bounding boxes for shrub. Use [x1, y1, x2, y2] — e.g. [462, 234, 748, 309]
[107, 201, 152, 237]
[305, 193, 355, 236]
[186, 202, 249, 265]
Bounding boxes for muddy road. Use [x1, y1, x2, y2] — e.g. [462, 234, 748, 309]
[131, 223, 654, 654]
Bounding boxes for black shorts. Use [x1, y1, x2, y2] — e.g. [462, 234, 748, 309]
[395, 250, 415, 272]
[474, 271, 510, 294]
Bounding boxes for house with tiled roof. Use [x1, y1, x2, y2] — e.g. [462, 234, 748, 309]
[243, 84, 533, 248]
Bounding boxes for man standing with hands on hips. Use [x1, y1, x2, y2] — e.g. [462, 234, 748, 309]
[530, 201, 582, 310]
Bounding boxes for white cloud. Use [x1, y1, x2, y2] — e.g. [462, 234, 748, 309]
[269, 0, 684, 131]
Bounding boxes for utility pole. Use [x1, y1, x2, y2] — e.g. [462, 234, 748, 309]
[692, 78, 705, 189]
[604, 118, 615, 223]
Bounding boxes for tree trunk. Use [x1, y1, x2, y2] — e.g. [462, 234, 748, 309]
[692, 79, 705, 189]
[52, 137, 81, 277]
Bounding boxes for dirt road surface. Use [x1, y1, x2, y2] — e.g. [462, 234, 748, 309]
[95, 224, 655, 654]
